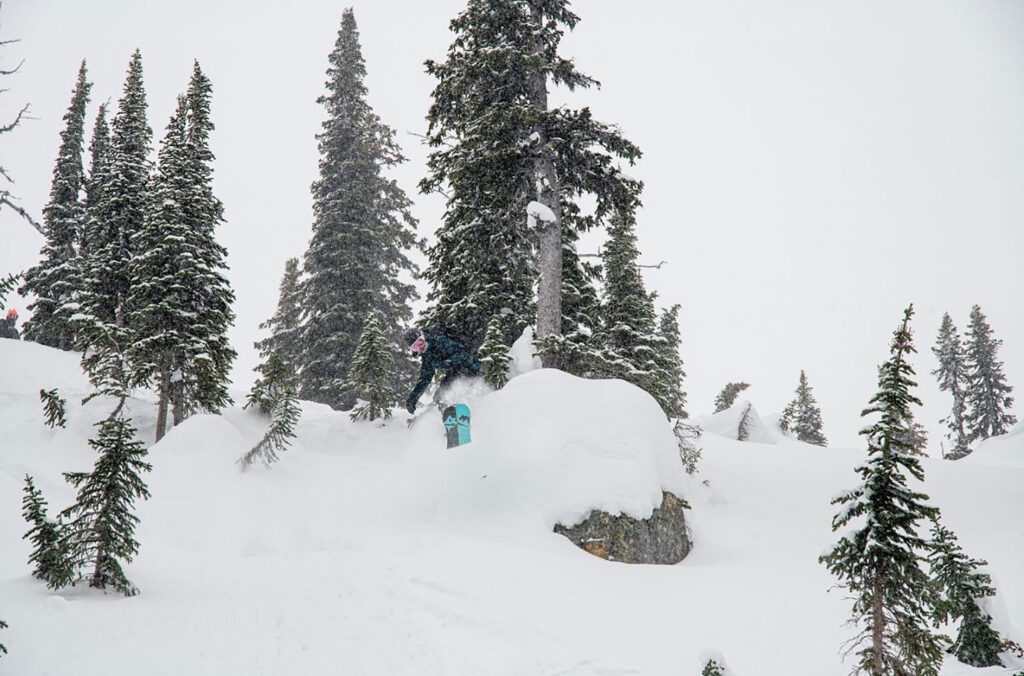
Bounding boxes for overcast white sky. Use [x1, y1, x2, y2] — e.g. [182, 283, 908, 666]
[1, 0, 1021, 450]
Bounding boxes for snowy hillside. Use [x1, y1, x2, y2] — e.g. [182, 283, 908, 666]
[1, 339, 1022, 675]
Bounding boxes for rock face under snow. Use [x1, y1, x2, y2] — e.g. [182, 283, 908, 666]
[554, 491, 690, 564]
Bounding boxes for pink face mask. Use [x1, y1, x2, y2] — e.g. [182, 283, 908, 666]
[410, 335, 428, 355]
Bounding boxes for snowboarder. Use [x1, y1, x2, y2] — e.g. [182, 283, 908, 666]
[0, 309, 20, 340]
[404, 327, 481, 414]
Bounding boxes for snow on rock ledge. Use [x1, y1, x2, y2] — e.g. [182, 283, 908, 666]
[478, 369, 690, 563]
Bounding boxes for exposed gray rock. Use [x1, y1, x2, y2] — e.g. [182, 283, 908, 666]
[554, 491, 690, 564]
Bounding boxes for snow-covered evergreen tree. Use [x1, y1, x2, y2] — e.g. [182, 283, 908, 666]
[127, 63, 235, 440]
[241, 354, 301, 469]
[819, 305, 944, 676]
[964, 305, 1016, 442]
[177, 61, 236, 420]
[737, 402, 754, 442]
[656, 304, 687, 419]
[598, 213, 666, 406]
[479, 313, 512, 389]
[713, 382, 750, 413]
[1, 273, 20, 311]
[420, 0, 641, 352]
[80, 103, 110, 259]
[59, 411, 151, 596]
[79, 50, 151, 330]
[126, 95, 191, 441]
[780, 370, 827, 446]
[21, 475, 72, 589]
[349, 314, 396, 421]
[19, 61, 91, 350]
[932, 312, 971, 459]
[928, 521, 1003, 668]
[255, 257, 303, 374]
[300, 9, 419, 411]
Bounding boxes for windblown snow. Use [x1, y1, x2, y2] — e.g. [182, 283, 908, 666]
[1, 339, 1021, 675]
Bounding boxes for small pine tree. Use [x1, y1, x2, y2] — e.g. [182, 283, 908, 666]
[0, 618, 6, 657]
[655, 304, 688, 419]
[713, 382, 750, 413]
[478, 314, 512, 389]
[964, 305, 1016, 442]
[779, 370, 828, 446]
[21, 475, 73, 588]
[39, 388, 67, 428]
[737, 402, 754, 441]
[819, 305, 944, 676]
[674, 420, 703, 475]
[241, 354, 301, 469]
[701, 659, 725, 676]
[60, 413, 152, 596]
[255, 257, 303, 373]
[928, 521, 1003, 668]
[349, 315, 396, 422]
[932, 313, 971, 458]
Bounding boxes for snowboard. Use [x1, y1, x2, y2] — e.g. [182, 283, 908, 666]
[442, 403, 472, 449]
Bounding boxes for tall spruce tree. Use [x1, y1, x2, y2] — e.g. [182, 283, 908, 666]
[819, 305, 944, 676]
[349, 314, 396, 421]
[80, 103, 110, 258]
[174, 61, 236, 421]
[928, 521, 1003, 668]
[255, 257, 303, 373]
[20, 61, 91, 349]
[598, 213, 666, 407]
[964, 305, 1016, 442]
[932, 313, 971, 459]
[80, 50, 151, 330]
[301, 9, 419, 410]
[126, 95, 192, 441]
[421, 0, 642, 353]
[780, 370, 827, 446]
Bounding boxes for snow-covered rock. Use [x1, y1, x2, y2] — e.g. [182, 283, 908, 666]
[698, 399, 779, 444]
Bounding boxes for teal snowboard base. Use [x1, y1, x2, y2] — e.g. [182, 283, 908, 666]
[442, 403, 471, 448]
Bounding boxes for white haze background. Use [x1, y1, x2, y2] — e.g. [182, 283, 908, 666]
[1, 0, 1022, 449]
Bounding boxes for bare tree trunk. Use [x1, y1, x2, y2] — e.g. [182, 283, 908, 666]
[528, 1, 562, 364]
[872, 574, 885, 675]
[154, 364, 169, 443]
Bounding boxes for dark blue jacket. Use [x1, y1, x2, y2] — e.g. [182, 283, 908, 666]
[407, 330, 481, 407]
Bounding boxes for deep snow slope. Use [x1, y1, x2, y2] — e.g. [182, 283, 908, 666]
[0, 338, 1021, 676]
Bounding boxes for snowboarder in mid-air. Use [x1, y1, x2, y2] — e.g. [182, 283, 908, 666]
[404, 327, 481, 414]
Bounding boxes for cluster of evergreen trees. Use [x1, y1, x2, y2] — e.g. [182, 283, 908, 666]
[255, 3, 689, 426]
[17, 53, 233, 596]
[19, 55, 234, 441]
[932, 306, 1016, 459]
[821, 306, 1010, 675]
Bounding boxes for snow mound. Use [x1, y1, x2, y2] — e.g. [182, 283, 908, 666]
[960, 425, 1024, 468]
[507, 325, 542, 380]
[697, 399, 779, 444]
[472, 368, 685, 529]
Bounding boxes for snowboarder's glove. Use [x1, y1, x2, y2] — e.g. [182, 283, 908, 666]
[406, 397, 416, 414]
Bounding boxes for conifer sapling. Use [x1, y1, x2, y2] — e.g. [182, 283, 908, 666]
[713, 382, 750, 413]
[927, 521, 1003, 668]
[22, 475, 73, 589]
[241, 354, 302, 469]
[479, 314, 511, 389]
[349, 315, 396, 421]
[39, 388, 67, 428]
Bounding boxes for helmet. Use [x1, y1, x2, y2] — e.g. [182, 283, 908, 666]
[402, 327, 421, 347]
[5, 308, 16, 321]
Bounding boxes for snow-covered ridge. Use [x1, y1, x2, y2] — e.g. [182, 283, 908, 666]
[1, 339, 1022, 675]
